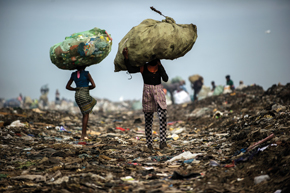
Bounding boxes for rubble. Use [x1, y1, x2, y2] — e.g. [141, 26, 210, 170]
[0, 83, 289, 192]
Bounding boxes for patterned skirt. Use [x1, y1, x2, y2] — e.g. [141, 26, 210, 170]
[75, 87, 97, 114]
[142, 84, 167, 112]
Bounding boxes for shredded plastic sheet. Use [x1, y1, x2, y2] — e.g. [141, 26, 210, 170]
[50, 27, 112, 70]
[165, 151, 203, 163]
[114, 17, 197, 72]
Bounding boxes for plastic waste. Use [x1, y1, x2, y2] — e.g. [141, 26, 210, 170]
[254, 175, 270, 184]
[7, 120, 26, 128]
[50, 27, 112, 70]
[166, 151, 203, 163]
[183, 159, 200, 164]
[209, 160, 220, 167]
[197, 85, 211, 100]
[173, 90, 191, 104]
[214, 111, 223, 118]
[170, 134, 179, 140]
[121, 176, 138, 183]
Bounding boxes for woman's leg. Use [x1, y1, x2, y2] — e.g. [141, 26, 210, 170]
[81, 113, 89, 139]
[144, 112, 154, 148]
[157, 105, 167, 149]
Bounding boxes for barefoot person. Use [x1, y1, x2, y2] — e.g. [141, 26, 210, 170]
[122, 47, 169, 149]
[66, 66, 96, 140]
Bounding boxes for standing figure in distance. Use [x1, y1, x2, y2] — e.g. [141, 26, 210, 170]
[123, 47, 169, 150]
[55, 89, 61, 106]
[66, 66, 96, 140]
[211, 81, 216, 92]
[191, 77, 203, 101]
[225, 75, 235, 90]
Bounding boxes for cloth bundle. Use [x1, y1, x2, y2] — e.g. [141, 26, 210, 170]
[114, 17, 197, 72]
[50, 27, 112, 70]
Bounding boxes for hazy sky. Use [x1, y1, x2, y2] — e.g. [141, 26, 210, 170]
[0, 0, 289, 102]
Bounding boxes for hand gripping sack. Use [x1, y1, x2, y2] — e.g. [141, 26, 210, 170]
[114, 17, 197, 72]
[50, 27, 112, 70]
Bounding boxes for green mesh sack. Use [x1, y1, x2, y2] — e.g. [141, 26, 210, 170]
[50, 27, 112, 70]
[171, 76, 183, 84]
[114, 17, 197, 72]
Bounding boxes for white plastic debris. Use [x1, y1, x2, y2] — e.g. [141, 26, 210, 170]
[166, 151, 203, 163]
[7, 120, 26, 128]
[115, 137, 128, 144]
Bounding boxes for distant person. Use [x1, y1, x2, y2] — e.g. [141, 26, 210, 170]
[66, 66, 96, 140]
[211, 81, 216, 91]
[123, 47, 169, 150]
[39, 85, 49, 108]
[225, 75, 235, 90]
[40, 84, 49, 95]
[236, 80, 247, 90]
[179, 80, 188, 93]
[191, 77, 203, 101]
[18, 93, 23, 108]
[24, 96, 33, 109]
[55, 89, 61, 105]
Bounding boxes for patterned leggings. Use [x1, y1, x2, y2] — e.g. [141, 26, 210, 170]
[144, 105, 167, 146]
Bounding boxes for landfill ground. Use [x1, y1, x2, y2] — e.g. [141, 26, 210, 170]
[0, 83, 290, 193]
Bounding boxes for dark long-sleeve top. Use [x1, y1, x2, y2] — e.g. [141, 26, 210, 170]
[124, 59, 168, 85]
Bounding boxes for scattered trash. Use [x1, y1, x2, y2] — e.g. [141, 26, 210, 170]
[0, 83, 289, 192]
[254, 175, 270, 184]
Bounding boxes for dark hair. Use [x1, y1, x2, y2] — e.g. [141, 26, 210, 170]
[226, 75, 230, 79]
[77, 66, 86, 71]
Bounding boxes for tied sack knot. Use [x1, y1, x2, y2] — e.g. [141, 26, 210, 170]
[162, 17, 176, 24]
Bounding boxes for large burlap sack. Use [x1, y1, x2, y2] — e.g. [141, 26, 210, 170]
[114, 17, 197, 72]
[50, 27, 112, 70]
[188, 74, 203, 84]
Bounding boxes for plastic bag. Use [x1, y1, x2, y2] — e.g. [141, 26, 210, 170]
[197, 85, 211, 100]
[50, 27, 112, 70]
[173, 90, 191, 104]
[213, 85, 224, 96]
[114, 17, 197, 72]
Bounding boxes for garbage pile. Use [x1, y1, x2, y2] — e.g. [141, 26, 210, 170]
[0, 83, 289, 193]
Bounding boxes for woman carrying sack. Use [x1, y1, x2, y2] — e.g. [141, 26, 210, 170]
[66, 66, 97, 140]
[122, 47, 169, 150]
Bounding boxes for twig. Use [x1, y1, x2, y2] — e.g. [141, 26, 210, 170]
[247, 133, 275, 152]
[150, 6, 166, 18]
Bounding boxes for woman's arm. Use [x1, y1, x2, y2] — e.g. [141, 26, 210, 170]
[87, 73, 96, 90]
[124, 59, 140, 73]
[66, 78, 76, 91]
[158, 62, 168, 82]
[123, 47, 140, 73]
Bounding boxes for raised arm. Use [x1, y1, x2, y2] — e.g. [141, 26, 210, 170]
[158, 62, 168, 82]
[123, 48, 140, 73]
